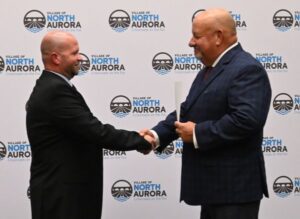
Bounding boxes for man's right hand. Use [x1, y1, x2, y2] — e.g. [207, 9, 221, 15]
[138, 129, 156, 155]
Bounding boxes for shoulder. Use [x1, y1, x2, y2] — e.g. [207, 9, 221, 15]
[229, 49, 266, 74]
[27, 71, 75, 113]
[32, 71, 73, 102]
[39, 71, 71, 91]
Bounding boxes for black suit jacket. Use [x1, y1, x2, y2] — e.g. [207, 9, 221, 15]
[26, 70, 151, 219]
[153, 44, 271, 205]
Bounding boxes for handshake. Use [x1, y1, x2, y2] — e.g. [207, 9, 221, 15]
[138, 129, 157, 155]
[138, 121, 196, 155]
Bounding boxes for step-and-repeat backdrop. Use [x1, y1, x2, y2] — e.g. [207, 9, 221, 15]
[0, 1, 299, 218]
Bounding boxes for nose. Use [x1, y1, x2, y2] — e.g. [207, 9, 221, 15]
[77, 53, 83, 61]
[189, 37, 195, 47]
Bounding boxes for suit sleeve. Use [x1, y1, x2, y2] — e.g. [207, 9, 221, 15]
[195, 64, 271, 151]
[152, 97, 193, 151]
[46, 84, 151, 151]
[152, 110, 178, 151]
[152, 71, 204, 151]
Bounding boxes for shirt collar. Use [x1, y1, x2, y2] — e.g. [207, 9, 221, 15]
[211, 42, 239, 67]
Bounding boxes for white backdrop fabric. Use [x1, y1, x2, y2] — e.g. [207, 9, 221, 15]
[0, 1, 299, 219]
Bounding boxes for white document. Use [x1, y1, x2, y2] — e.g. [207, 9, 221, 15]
[174, 81, 184, 121]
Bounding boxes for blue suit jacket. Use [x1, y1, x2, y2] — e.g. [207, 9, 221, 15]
[153, 44, 271, 205]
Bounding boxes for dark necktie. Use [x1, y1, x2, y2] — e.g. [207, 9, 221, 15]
[183, 67, 211, 108]
[71, 85, 79, 95]
[203, 66, 212, 80]
[71, 84, 78, 92]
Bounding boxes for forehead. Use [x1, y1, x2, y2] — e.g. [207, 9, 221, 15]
[192, 15, 213, 34]
[66, 35, 78, 45]
[63, 36, 79, 50]
[192, 19, 206, 34]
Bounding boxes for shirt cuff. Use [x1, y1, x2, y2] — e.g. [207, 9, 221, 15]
[150, 130, 160, 149]
[193, 126, 199, 149]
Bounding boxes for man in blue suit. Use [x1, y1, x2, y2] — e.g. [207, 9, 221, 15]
[141, 8, 271, 219]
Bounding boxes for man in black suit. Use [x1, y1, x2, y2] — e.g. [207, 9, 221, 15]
[26, 31, 153, 219]
[141, 9, 271, 219]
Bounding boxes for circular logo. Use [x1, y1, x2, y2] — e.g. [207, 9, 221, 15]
[192, 9, 206, 21]
[23, 10, 46, 33]
[273, 176, 293, 198]
[0, 56, 5, 73]
[110, 95, 132, 118]
[273, 93, 293, 115]
[109, 10, 131, 32]
[78, 53, 90, 75]
[154, 142, 174, 159]
[0, 141, 7, 160]
[273, 9, 294, 32]
[111, 180, 133, 202]
[152, 52, 174, 75]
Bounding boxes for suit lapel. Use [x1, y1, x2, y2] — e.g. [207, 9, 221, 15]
[71, 85, 89, 108]
[184, 44, 243, 114]
[184, 66, 225, 113]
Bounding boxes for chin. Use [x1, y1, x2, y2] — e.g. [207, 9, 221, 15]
[194, 54, 202, 61]
[73, 68, 80, 75]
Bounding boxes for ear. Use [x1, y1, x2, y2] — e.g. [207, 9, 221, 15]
[50, 53, 61, 65]
[215, 30, 223, 46]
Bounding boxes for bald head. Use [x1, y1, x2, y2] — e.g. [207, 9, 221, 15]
[194, 8, 237, 44]
[40, 31, 81, 79]
[189, 8, 237, 66]
[41, 31, 77, 64]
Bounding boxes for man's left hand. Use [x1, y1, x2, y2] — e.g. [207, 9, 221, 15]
[174, 121, 196, 143]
